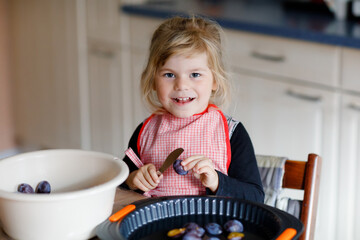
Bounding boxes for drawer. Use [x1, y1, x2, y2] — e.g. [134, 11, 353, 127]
[224, 30, 340, 87]
[129, 16, 163, 50]
[341, 48, 360, 93]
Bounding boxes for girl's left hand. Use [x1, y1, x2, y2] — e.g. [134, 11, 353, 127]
[181, 155, 219, 193]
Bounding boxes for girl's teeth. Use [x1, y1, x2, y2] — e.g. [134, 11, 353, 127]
[174, 97, 194, 103]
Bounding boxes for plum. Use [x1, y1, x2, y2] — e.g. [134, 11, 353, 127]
[205, 222, 222, 236]
[173, 159, 188, 175]
[17, 183, 34, 193]
[205, 237, 220, 240]
[184, 222, 200, 232]
[224, 219, 243, 233]
[36, 180, 51, 194]
[182, 232, 202, 240]
[186, 227, 205, 237]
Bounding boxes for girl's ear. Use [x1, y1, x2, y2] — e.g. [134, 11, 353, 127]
[152, 77, 157, 90]
[212, 80, 217, 91]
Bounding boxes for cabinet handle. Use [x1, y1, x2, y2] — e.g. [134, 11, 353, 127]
[250, 50, 285, 62]
[89, 48, 114, 59]
[285, 89, 322, 102]
[348, 103, 360, 112]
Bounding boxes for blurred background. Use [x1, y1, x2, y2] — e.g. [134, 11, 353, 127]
[0, 0, 359, 239]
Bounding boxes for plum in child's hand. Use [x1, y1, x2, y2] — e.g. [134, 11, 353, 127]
[36, 180, 51, 194]
[173, 159, 188, 175]
[17, 183, 34, 193]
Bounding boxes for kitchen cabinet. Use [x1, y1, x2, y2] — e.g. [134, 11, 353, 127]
[341, 47, 360, 92]
[87, 43, 124, 156]
[228, 71, 339, 240]
[220, 28, 344, 239]
[126, 16, 158, 129]
[85, 0, 128, 155]
[86, 0, 122, 44]
[228, 72, 338, 161]
[337, 93, 360, 240]
[9, 0, 128, 155]
[129, 50, 150, 126]
[9, 0, 82, 149]
[224, 30, 340, 88]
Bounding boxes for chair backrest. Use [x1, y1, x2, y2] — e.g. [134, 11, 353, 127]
[283, 153, 322, 240]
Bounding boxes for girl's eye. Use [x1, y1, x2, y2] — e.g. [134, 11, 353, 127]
[190, 73, 201, 78]
[164, 73, 175, 78]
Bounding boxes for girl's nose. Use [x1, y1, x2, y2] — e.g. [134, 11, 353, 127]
[174, 75, 189, 90]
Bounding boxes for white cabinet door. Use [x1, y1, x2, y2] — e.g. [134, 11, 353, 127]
[130, 51, 151, 127]
[341, 47, 360, 92]
[228, 71, 339, 240]
[337, 94, 360, 240]
[86, 0, 121, 44]
[10, 0, 82, 149]
[228, 72, 338, 158]
[87, 46, 124, 156]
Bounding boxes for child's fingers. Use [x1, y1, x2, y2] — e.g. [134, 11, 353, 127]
[133, 175, 153, 192]
[193, 172, 200, 179]
[192, 159, 214, 173]
[143, 165, 160, 187]
[132, 164, 160, 191]
[181, 155, 205, 171]
[148, 167, 160, 184]
[181, 155, 202, 165]
[196, 165, 216, 176]
[197, 166, 219, 192]
[182, 156, 214, 172]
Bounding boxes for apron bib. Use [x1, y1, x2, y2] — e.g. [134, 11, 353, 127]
[138, 105, 231, 197]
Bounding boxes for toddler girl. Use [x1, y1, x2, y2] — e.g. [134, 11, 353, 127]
[121, 16, 264, 203]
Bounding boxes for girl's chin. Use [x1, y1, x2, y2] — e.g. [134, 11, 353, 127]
[165, 104, 208, 118]
[169, 108, 205, 118]
[171, 112, 194, 118]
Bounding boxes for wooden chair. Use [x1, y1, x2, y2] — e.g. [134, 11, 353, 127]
[282, 153, 322, 240]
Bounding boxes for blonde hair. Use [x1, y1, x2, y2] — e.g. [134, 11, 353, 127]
[141, 16, 230, 113]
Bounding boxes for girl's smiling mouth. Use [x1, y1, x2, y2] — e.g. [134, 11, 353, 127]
[172, 97, 195, 103]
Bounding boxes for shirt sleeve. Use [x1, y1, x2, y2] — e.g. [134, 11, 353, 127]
[119, 123, 143, 190]
[208, 122, 264, 203]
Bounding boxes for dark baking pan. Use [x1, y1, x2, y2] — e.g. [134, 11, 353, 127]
[96, 196, 303, 240]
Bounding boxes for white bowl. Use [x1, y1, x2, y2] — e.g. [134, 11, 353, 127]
[0, 149, 129, 240]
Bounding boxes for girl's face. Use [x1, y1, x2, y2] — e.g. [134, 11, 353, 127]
[155, 52, 217, 118]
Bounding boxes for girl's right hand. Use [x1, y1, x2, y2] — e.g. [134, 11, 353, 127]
[125, 163, 162, 192]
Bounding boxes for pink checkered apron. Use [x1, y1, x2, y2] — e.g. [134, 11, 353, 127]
[137, 105, 231, 197]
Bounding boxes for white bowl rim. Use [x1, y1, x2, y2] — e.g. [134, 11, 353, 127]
[0, 149, 129, 202]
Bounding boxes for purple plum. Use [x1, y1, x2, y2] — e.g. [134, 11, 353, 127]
[173, 159, 188, 175]
[17, 183, 34, 194]
[36, 180, 51, 194]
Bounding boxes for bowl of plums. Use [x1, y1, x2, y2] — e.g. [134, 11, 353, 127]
[0, 149, 129, 240]
[96, 195, 303, 240]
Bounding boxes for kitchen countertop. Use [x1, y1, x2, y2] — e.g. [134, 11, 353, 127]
[122, 0, 360, 49]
